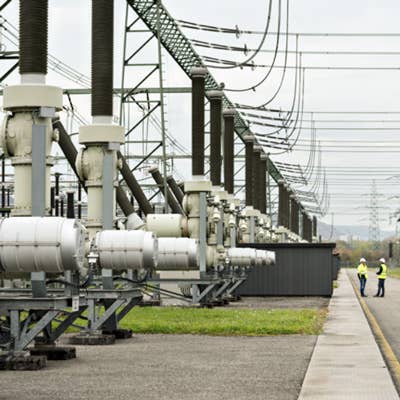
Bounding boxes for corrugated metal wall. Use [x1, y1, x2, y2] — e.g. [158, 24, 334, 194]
[237, 243, 336, 297]
[333, 255, 340, 280]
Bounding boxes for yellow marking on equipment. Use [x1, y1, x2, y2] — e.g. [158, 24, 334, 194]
[348, 271, 400, 391]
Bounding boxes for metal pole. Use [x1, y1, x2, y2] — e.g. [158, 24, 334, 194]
[208, 90, 223, 187]
[1, 157, 5, 216]
[60, 193, 64, 217]
[259, 153, 267, 214]
[223, 109, 235, 194]
[78, 183, 82, 219]
[244, 135, 254, 207]
[266, 154, 272, 221]
[55, 172, 61, 217]
[156, 0, 169, 213]
[253, 146, 261, 211]
[50, 186, 55, 216]
[119, 2, 129, 124]
[278, 180, 285, 227]
[31, 124, 47, 217]
[199, 192, 207, 273]
[66, 191, 75, 219]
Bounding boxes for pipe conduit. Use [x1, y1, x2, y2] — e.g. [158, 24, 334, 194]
[118, 152, 153, 215]
[149, 167, 183, 214]
[166, 175, 184, 204]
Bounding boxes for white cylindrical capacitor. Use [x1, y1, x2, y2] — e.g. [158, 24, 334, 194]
[146, 214, 184, 237]
[254, 250, 276, 267]
[0, 217, 86, 273]
[157, 238, 199, 270]
[95, 230, 158, 271]
[227, 248, 257, 267]
[227, 248, 275, 267]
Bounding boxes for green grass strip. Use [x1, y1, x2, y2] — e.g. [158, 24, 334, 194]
[388, 268, 400, 279]
[117, 307, 326, 336]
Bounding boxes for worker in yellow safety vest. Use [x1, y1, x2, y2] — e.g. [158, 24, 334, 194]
[357, 258, 368, 297]
[374, 258, 387, 298]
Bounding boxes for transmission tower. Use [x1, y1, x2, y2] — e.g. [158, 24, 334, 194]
[368, 180, 381, 247]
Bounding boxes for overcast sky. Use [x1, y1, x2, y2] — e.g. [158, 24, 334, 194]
[1, 0, 400, 235]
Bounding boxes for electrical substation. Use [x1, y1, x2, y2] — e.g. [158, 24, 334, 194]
[0, 0, 335, 371]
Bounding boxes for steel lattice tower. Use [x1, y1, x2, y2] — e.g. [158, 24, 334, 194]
[368, 180, 381, 246]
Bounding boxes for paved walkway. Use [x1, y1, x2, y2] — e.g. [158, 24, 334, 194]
[298, 271, 399, 400]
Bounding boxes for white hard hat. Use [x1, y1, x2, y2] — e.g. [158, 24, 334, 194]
[379, 258, 386, 263]
[360, 258, 366, 263]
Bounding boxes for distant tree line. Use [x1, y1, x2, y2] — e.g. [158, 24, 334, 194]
[336, 239, 395, 268]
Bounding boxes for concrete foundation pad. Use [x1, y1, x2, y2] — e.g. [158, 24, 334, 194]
[210, 299, 227, 306]
[226, 295, 241, 302]
[102, 329, 133, 340]
[0, 354, 47, 370]
[29, 345, 76, 360]
[140, 299, 161, 307]
[68, 334, 116, 346]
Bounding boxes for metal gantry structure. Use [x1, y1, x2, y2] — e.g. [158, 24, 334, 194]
[0, 0, 323, 225]
[119, 0, 301, 224]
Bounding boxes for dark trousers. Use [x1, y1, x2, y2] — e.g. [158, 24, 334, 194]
[359, 276, 367, 296]
[377, 278, 385, 297]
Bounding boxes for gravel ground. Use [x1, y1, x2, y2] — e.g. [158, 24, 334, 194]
[228, 296, 330, 310]
[162, 295, 330, 309]
[0, 334, 317, 400]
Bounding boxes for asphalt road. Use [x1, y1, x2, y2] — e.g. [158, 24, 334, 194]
[0, 334, 316, 400]
[353, 270, 400, 363]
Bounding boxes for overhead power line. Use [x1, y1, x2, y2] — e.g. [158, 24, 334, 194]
[200, 0, 274, 69]
[204, 55, 400, 71]
[178, 20, 400, 37]
[190, 39, 400, 56]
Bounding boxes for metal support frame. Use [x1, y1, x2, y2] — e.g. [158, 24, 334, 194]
[225, 277, 247, 297]
[230, 227, 236, 247]
[101, 143, 121, 333]
[213, 280, 231, 299]
[31, 123, 47, 217]
[149, 277, 227, 306]
[83, 288, 142, 334]
[217, 208, 224, 246]
[199, 191, 207, 274]
[249, 216, 255, 243]
[10, 309, 58, 352]
[0, 296, 88, 354]
[191, 282, 219, 304]
[102, 147, 115, 230]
